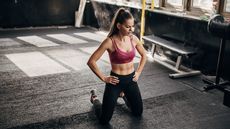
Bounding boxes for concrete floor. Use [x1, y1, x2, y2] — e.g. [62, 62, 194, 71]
[0, 27, 230, 129]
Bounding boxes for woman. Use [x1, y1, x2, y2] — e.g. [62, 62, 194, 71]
[87, 8, 147, 125]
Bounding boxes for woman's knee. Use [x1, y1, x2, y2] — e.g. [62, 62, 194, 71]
[132, 106, 143, 116]
[99, 115, 112, 125]
[130, 99, 143, 116]
[99, 99, 117, 124]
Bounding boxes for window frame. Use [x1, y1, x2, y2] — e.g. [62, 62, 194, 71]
[154, 0, 229, 18]
[161, 0, 185, 12]
[220, 0, 230, 17]
[185, 0, 215, 16]
[190, 0, 214, 11]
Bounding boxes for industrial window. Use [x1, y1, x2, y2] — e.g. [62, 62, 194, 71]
[192, 0, 213, 10]
[163, 0, 184, 11]
[95, 0, 230, 18]
[148, 0, 230, 18]
[220, 0, 230, 17]
[224, 0, 230, 12]
[188, 0, 214, 16]
[165, 0, 183, 6]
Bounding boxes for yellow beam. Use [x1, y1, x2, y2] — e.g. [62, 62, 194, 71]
[140, 0, 146, 42]
[151, 0, 154, 10]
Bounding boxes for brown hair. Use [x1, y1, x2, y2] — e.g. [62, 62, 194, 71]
[107, 8, 133, 37]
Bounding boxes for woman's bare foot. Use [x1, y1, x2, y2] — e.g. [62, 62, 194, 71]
[120, 91, 125, 97]
[119, 92, 130, 108]
[90, 89, 97, 104]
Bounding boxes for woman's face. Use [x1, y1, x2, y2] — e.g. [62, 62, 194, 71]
[118, 18, 134, 36]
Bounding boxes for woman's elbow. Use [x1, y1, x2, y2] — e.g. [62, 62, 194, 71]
[141, 53, 147, 61]
[87, 59, 96, 68]
[87, 59, 92, 67]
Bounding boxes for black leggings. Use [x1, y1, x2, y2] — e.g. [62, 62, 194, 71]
[93, 71, 143, 124]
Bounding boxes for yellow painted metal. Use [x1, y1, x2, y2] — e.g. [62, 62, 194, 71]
[140, 0, 146, 42]
[151, 0, 154, 10]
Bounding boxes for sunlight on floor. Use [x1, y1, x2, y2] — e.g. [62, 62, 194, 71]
[74, 32, 106, 42]
[0, 38, 21, 47]
[79, 46, 110, 63]
[5, 51, 70, 77]
[17, 35, 59, 47]
[45, 49, 109, 71]
[47, 34, 88, 44]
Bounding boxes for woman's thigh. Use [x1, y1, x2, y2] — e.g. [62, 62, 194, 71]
[100, 83, 121, 122]
[124, 81, 143, 116]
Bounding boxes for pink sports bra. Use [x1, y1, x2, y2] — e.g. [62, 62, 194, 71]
[109, 36, 136, 64]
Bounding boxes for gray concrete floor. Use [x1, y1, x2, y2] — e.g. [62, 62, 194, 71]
[0, 27, 230, 129]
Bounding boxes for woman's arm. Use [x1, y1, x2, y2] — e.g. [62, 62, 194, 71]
[87, 38, 119, 85]
[132, 35, 147, 81]
[87, 38, 110, 82]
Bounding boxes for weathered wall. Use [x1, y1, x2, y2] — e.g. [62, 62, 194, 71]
[90, 2, 142, 36]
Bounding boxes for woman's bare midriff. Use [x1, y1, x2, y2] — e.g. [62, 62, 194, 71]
[111, 61, 135, 75]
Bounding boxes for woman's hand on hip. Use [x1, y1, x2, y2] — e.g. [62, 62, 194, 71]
[103, 76, 119, 85]
[133, 72, 140, 82]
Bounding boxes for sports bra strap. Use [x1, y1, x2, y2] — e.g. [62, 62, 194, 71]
[129, 35, 135, 48]
[110, 36, 134, 49]
[108, 36, 136, 64]
[110, 37, 118, 50]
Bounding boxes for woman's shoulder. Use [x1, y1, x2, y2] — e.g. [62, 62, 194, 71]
[130, 34, 142, 46]
[100, 37, 113, 48]
[130, 34, 139, 40]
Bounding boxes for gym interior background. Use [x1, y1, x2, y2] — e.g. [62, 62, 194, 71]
[1, 0, 230, 80]
[0, 0, 230, 129]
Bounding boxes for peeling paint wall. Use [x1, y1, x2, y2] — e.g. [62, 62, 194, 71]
[89, 2, 142, 37]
